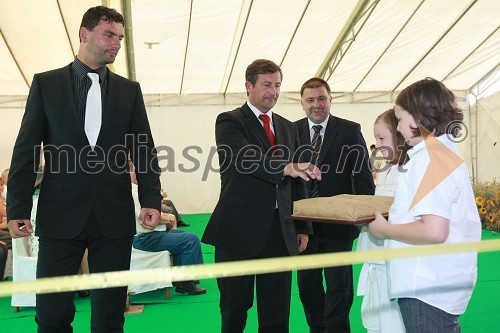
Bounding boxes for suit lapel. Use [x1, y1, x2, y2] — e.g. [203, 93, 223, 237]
[89, 69, 120, 147]
[296, 118, 312, 163]
[318, 115, 338, 166]
[273, 114, 286, 147]
[98, 70, 117, 145]
[297, 118, 310, 145]
[241, 103, 273, 150]
[58, 65, 88, 146]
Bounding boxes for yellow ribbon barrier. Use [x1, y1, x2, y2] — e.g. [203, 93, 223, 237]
[1, 238, 499, 297]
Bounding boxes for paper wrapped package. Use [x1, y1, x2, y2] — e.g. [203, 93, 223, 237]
[291, 194, 394, 224]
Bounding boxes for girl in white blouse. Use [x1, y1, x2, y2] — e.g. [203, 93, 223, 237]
[368, 78, 481, 333]
[357, 108, 408, 333]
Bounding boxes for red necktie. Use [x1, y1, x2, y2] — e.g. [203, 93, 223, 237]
[259, 114, 275, 146]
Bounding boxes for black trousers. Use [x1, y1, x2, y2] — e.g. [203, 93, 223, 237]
[297, 235, 354, 333]
[35, 210, 133, 333]
[215, 210, 292, 333]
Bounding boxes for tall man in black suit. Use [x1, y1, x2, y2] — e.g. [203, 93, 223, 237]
[7, 6, 161, 332]
[295, 78, 375, 333]
[202, 59, 321, 332]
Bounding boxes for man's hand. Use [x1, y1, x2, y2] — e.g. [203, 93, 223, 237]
[283, 163, 322, 182]
[297, 233, 309, 252]
[139, 208, 161, 230]
[8, 219, 33, 238]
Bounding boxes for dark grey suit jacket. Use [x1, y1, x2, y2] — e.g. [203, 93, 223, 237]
[7, 63, 161, 239]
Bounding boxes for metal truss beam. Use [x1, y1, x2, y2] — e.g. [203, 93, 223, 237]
[316, 0, 380, 81]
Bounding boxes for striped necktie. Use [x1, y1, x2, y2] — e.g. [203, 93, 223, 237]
[309, 125, 323, 198]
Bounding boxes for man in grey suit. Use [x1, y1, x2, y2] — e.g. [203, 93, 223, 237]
[295, 77, 375, 333]
[7, 6, 161, 332]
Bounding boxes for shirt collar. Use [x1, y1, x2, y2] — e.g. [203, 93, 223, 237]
[72, 57, 107, 83]
[307, 117, 328, 135]
[247, 101, 273, 123]
[407, 134, 455, 158]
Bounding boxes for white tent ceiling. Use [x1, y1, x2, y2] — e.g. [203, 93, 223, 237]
[0, 0, 499, 100]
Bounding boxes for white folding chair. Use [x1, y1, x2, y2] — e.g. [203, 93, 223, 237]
[128, 247, 173, 299]
[11, 236, 37, 311]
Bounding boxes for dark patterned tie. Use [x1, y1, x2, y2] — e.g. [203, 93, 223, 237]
[259, 114, 275, 146]
[309, 125, 323, 198]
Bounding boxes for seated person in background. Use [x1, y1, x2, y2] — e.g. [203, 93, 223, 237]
[161, 210, 177, 230]
[0, 168, 8, 200]
[129, 161, 206, 295]
[1, 169, 8, 279]
[0, 205, 9, 250]
[0, 240, 8, 281]
[161, 190, 189, 227]
[0, 169, 11, 249]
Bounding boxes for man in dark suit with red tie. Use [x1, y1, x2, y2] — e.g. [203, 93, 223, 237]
[202, 59, 321, 332]
[7, 6, 161, 332]
[295, 78, 375, 333]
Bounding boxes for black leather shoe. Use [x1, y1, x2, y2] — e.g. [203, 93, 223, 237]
[175, 281, 206, 295]
[177, 220, 190, 227]
[173, 280, 198, 286]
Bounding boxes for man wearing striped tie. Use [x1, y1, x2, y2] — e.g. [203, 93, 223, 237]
[294, 77, 375, 333]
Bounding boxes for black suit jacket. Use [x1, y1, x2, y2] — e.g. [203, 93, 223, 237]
[7, 64, 161, 239]
[295, 115, 375, 242]
[202, 103, 311, 256]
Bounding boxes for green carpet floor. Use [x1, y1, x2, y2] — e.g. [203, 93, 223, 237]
[1, 213, 499, 332]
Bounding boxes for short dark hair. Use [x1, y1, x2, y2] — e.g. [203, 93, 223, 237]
[395, 77, 464, 138]
[245, 59, 282, 85]
[80, 6, 124, 38]
[300, 77, 331, 97]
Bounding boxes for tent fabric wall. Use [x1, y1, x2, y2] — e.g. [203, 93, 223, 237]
[1, 0, 499, 95]
[1, 97, 481, 214]
[475, 91, 500, 182]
